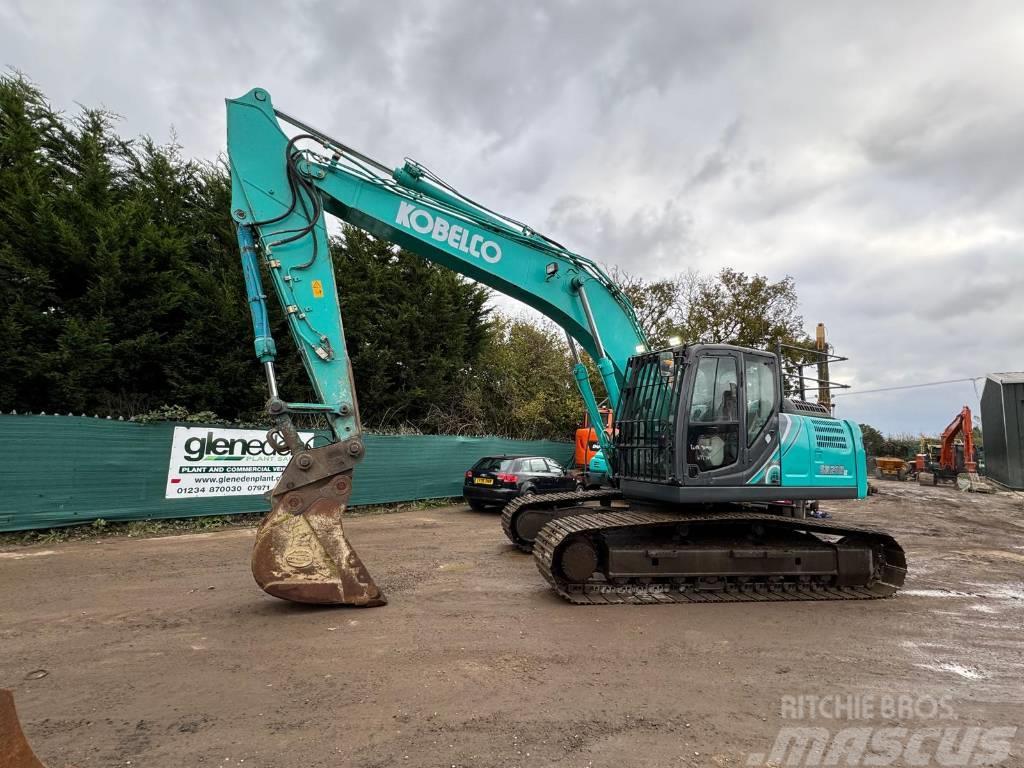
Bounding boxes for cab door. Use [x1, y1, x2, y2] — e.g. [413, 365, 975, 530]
[741, 353, 780, 485]
[680, 350, 779, 487]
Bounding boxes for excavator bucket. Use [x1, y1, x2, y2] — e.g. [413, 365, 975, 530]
[251, 497, 386, 605]
[250, 455, 386, 606]
[0, 690, 46, 768]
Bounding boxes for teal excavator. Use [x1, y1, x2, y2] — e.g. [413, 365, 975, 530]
[227, 88, 906, 606]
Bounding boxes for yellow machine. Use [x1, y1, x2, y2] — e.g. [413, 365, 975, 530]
[874, 456, 909, 481]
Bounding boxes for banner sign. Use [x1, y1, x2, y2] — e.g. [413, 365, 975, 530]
[165, 426, 313, 499]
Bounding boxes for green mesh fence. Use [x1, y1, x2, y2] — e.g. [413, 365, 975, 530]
[0, 415, 573, 531]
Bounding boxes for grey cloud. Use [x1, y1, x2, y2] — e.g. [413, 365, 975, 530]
[857, 83, 1024, 213]
[544, 194, 696, 274]
[394, 1, 762, 142]
[687, 117, 744, 190]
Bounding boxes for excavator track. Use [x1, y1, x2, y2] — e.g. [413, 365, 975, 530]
[501, 489, 623, 552]
[533, 509, 906, 605]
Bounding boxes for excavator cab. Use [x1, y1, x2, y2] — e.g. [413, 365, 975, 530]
[615, 344, 866, 505]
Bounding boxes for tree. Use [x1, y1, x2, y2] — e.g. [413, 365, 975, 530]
[611, 266, 811, 354]
[0, 74, 306, 419]
[0, 73, 68, 408]
[160, 159, 272, 417]
[675, 268, 809, 352]
[609, 266, 687, 347]
[859, 424, 885, 457]
[332, 226, 491, 429]
[456, 315, 583, 439]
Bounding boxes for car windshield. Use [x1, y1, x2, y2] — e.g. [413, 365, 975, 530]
[473, 457, 517, 472]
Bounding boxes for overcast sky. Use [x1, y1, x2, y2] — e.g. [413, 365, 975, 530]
[3, 0, 1022, 435]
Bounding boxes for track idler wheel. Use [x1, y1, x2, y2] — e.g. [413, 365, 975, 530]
[559, 537, 600, 582]
[251, 450, 385, 606]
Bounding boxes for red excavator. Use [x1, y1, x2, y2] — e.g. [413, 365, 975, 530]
[574, 406, 612, 469]
[916, 405, 977, 486]
[573, 405, 613, 488]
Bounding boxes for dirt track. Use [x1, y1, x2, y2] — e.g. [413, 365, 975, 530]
[2, 484, 1023, 767]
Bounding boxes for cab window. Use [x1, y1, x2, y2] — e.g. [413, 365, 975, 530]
[745, 356, 775, 446]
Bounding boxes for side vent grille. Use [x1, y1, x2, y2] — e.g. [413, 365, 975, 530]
[811, 419, 849, 451]
[789, 399, 831, 415]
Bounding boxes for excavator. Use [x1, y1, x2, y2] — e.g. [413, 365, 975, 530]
[227, 88, 906, 606]
[916, 405, 989, 491]
[574, 405, 613, 488]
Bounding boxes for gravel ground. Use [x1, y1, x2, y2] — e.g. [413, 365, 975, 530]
[2, 482, 1023, 767]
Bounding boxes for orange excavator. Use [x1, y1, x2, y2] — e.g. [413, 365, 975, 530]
[574, 406, 612, 465]
[570, 406, 614, 489]
[915, 405, 980, 487]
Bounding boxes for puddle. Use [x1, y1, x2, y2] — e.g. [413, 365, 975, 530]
[963, 583, 1024, 601]
[903, 642, 991, 681]
[902, 589, 972, 598]
[918, 662, 988, 680]
[438, 561, 476, 573]
[902, 585, 1024, 601]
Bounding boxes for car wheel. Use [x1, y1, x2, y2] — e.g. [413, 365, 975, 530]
[521, 486, 536, 497]
[575, 482, 585, 492]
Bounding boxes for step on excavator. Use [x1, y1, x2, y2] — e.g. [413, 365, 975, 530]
[227, 88, 906, 606]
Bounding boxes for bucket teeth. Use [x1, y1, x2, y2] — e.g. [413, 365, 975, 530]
[251, 491, 385, 606]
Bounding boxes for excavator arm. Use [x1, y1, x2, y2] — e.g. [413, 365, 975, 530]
[226, 88, 647, 604]
[938, 406, 977, 473]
